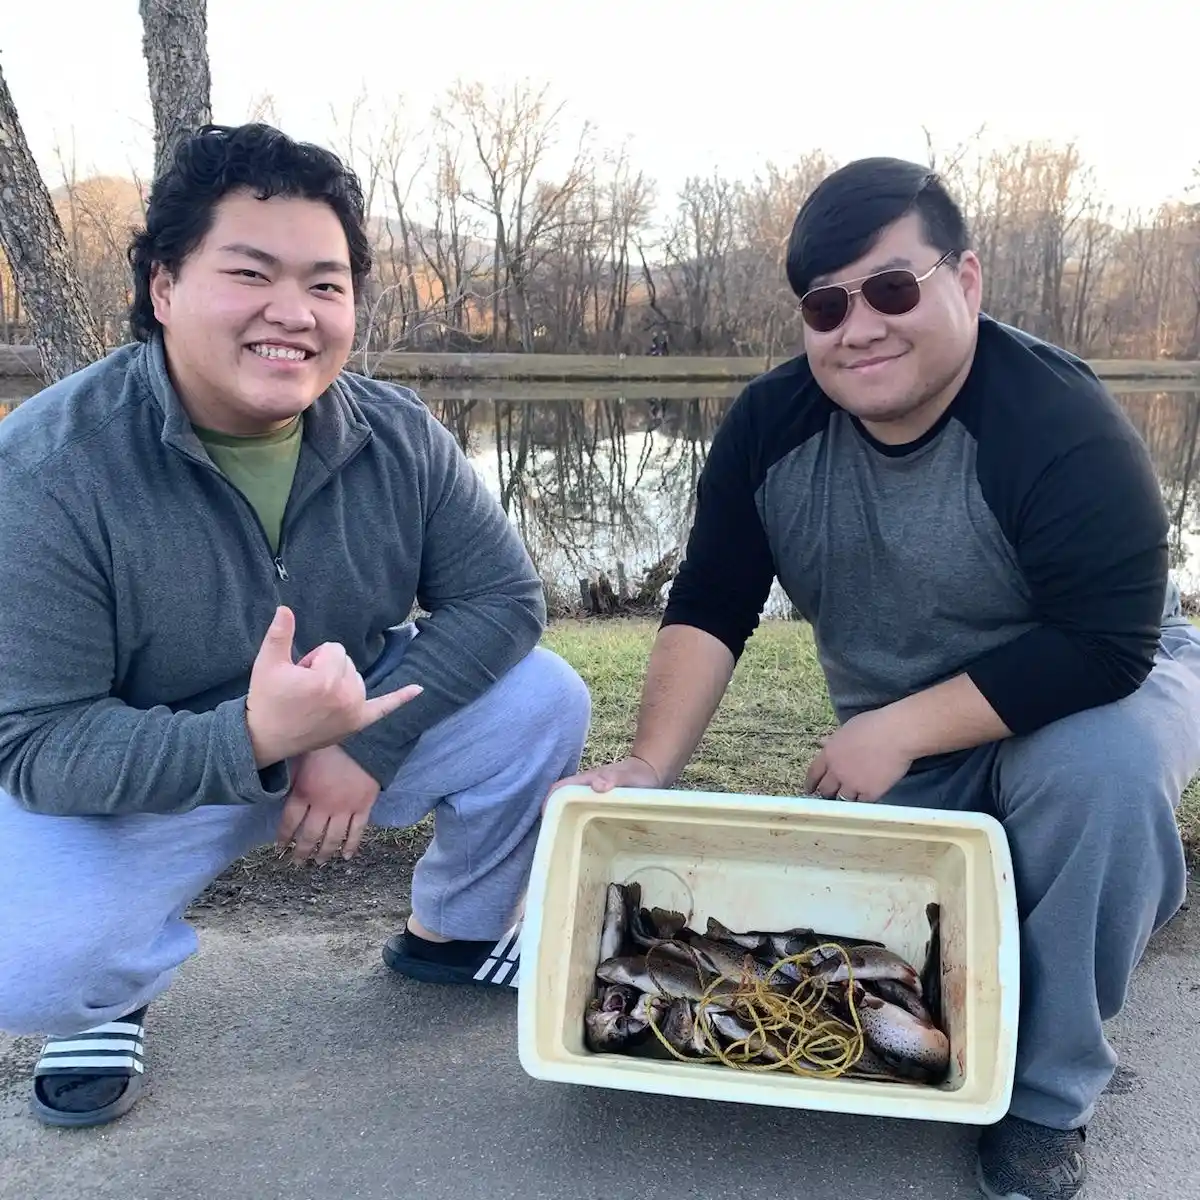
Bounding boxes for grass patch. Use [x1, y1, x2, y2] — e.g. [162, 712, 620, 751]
[544, 617, 1200, 857]
[201, 615, 1197, 911]
[545, 618, 835, 796]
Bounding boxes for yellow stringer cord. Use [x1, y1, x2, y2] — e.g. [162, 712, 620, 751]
[640, 941, 867, 1077]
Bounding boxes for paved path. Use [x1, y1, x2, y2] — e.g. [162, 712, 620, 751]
[2, 881, 1197, 1200]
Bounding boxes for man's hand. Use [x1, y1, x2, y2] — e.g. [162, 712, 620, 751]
[804, 708, 915, 803]
[545, 755, 663, 808]
[246, 606, 422, 768]
[276, 744, 381, 865]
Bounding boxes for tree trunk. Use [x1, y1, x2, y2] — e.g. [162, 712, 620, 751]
[139, 0, 213, 180]
[0, 66, 105, 381]
[0, 6, 212, 384]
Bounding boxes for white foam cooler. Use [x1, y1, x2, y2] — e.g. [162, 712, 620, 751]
[517, 785, 1020, 1125]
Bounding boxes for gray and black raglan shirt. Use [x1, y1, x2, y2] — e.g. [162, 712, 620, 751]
[661, 315, 1171, 737]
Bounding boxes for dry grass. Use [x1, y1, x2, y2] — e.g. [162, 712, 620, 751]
[544, 618, 834, 796]
[543, 617, 1200, 856]
[206, 616, 1198, 905]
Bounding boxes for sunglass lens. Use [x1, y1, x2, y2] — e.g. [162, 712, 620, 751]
[801, 287, 849, 333]
[861, 269, 921, 316]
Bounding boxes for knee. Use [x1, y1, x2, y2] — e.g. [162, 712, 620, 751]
[0, 921, 126, 1037]
[1000, 726, 1183, 847]
[514, 646, 592, 748]
[0, 953, 88, 1037]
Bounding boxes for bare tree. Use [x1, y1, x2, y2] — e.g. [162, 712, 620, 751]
[0, 5, 211, 381]
[6, 65, 1200, 369]
[440, 80, 592, 351]
[139, 0, 213, 179]
[0, 67, 104, 380]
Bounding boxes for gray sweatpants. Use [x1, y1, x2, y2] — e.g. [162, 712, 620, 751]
[880, 617, 1200, 1131]
[0, 636, 591, 1039]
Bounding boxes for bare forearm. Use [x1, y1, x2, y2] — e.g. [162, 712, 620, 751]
[883, 673, 1013, 759]
[630, 625, 735, 785]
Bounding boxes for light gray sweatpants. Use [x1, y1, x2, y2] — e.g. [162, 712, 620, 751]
[880, 617, 1200, 1131]
[0, 634, 591, 1039]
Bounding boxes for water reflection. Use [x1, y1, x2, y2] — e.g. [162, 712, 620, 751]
[428, 386, 1200, 613]
[3, 381, 1199, 609]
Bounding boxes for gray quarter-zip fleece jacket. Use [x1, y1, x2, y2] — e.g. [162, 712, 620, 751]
[0, 335, 547, 817]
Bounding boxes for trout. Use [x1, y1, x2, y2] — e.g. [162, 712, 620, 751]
[807, 944, 921, 991]
[595, 952, 738, 1003]
[849, 983, 950, 1078]
[598, 882, 638, 964]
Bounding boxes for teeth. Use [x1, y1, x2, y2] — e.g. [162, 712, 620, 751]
[250, 344, 308, 361]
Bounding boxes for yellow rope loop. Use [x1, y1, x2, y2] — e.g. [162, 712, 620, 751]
[634, 940, 871, 1078]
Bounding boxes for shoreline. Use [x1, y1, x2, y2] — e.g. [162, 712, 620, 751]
[3, 343, 1200, 386]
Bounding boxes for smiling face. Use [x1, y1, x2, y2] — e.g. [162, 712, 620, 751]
[149, 189, 358, 435]
[801, 211, 983, 445]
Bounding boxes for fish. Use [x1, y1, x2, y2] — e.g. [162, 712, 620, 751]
[680, 933, 800, 993]
[661, 998, 710, 1056]
[630, 991, 669, 1027]
[779, 929, 886, 954]
[595, 952, 739, 1003]
[844, 1043, 934, 1084]
[704, 919, 884, 962]
[847, 983, 950, 1078]
[807, 944, 922, 991]
[629, 904, 677, 950]
[585, 881, 950, 1088]
[867, 978, 932, 1023]
[584, 1001, 632, 1052]
[599, 883, 638, 964]
[599, 983, 640, 1013]
[706, 1008, 926, 1082]
[707, 1009, 796, 1064]
[649, 907, 688, 939]
[705, 918, 771, 953]
[585, 991, 638, 1053]
[583, 981, 656, 1054]
[920, 902, 943, 1031]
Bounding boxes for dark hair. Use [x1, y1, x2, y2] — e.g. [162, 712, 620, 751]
[785, 157, 969, 299]
[127, 123, 371, 341]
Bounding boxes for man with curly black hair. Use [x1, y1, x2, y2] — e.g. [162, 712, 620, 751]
[0, 123, 591, 1128]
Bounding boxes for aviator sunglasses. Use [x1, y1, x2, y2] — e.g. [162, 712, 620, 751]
[798, 249, 959, 333]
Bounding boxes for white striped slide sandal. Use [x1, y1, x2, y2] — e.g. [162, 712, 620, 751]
[30, 1006, 149, 1128]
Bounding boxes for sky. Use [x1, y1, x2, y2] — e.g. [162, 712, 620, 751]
[3, 0, 1197, 226]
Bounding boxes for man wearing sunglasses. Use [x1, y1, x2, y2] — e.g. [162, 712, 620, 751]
[552, 157, 1200, 1199]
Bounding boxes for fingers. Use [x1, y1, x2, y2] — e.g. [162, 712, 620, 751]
[304, 641, 349, 683]
[258, 606, 297, 664]
[806, 754, 844, 800]
[803, 749, 827, 794]
[276, 795, 309, 849]
[289, 809, 331, 865]
[361, 683, 424, 724]
[312, 814, 350, 866]
[543, 771, 602, 812]
[341, 811, 369, 860]
[550, 766, 620, 795]
[568, 769, 616, 793]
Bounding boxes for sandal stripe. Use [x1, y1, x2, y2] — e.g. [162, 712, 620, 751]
[473, 922, 523, 987]
[35, 1055, 145, 1073]
[35, 1013, 148, 1076]
[38, 1037, 142, 1055]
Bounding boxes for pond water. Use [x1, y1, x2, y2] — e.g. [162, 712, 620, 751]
[3, 375, 1199, 611]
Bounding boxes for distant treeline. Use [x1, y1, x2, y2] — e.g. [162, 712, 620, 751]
[2, 85, 1198, 364]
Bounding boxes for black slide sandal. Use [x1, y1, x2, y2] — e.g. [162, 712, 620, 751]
[383, 921, 523, 988]
[30, 1006, 149, 1129]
